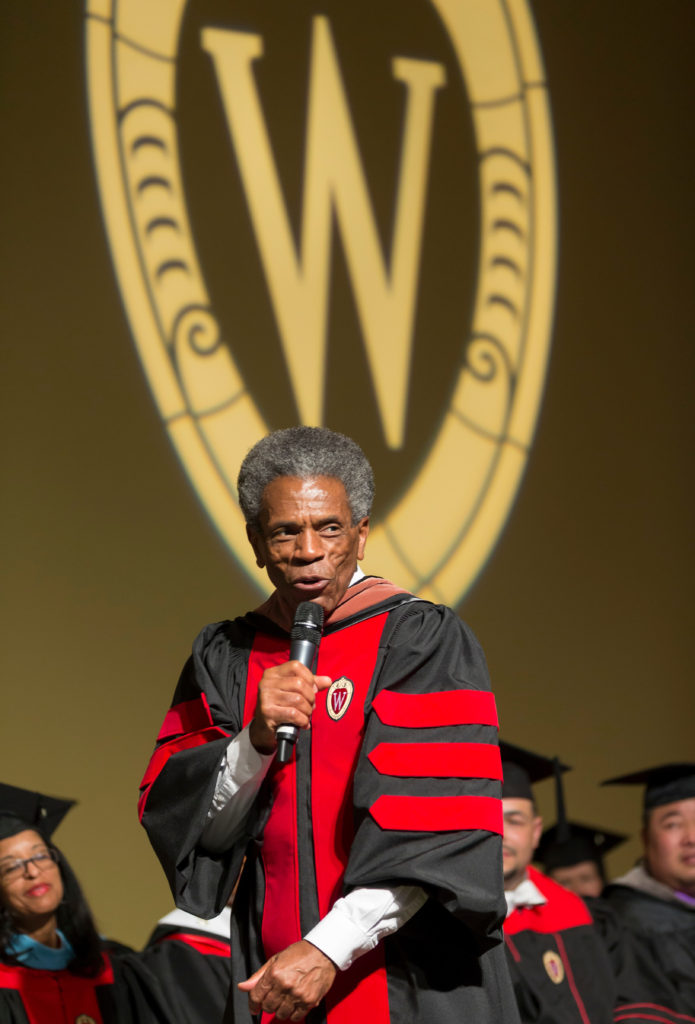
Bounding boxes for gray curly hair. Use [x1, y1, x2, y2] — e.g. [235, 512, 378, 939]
[237, 427, 374, 529]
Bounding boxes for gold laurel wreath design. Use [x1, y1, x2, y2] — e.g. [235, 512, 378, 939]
[84, 0, 556, 606]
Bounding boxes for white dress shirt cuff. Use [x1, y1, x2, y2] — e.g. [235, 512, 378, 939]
[304, 885, 428, 971]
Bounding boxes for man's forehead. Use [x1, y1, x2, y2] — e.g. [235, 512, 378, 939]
[259, 475, 350, 516]
[556, 861, 600, 875]
[651, 795, 695, 821]
[502, 797, 536, 817]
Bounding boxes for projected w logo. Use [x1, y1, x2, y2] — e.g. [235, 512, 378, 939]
[86, 0, 556, 607]
[203, 17, 446, 449]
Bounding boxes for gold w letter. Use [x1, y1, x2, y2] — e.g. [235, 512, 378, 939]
[202, 18, 445, 448]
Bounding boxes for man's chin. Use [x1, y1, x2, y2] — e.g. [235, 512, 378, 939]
[292, 590, 333, 613]
[673, 872, 695, 896]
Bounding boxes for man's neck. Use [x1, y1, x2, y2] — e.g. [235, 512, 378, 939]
[256, 566, 361, 633]
[645, 862, 695, 902]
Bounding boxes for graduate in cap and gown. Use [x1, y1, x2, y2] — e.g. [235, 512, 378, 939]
[537, 822, 626, 900]
[536, 768, 627, 900]
[499, 742, 618, 1023]
[0, 782, 176, 1024]
[600, 763, 695, 1018]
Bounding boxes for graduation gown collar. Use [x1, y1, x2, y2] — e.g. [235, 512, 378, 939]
[611, 862, 695, 910]
[253, 573, 411, 633]
[6, 929, 75, 970]
[505, 872, 548, 916]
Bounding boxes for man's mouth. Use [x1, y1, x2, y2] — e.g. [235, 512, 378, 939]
[293, 577, 329, 592]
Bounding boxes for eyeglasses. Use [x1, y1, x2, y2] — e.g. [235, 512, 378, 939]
[0, 850, 59, 882]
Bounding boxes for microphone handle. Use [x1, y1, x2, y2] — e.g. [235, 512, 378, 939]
[276, 637, 319, 764]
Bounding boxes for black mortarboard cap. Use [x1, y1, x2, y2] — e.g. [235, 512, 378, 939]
[499, 741, 570, 801]
[537, 821, 628, 871]
[0, 782, 76, 841]
[601, 763, 695, 811]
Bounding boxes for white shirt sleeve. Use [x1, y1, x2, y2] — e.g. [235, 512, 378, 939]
[304, 885, 428, 970]
[200, 725, 274, 852]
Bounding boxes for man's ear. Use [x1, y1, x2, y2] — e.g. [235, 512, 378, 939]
[532, 815, 543, 852]
[246, 524, 265, 568]
[356, 517, 370, 561]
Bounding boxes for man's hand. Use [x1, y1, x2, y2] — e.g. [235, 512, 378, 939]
[249, 662, 332, 754]
[238, 940, 337, 1021]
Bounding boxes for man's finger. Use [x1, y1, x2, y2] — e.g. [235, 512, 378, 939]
[237, 961, 268, 991]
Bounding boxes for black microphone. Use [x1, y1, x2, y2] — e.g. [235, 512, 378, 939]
[276, 602, 325, 764]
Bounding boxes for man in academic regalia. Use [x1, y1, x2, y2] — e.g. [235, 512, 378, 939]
[536, 769, 627, 901]
[499, 742, 618, 1023]
[139, 427, 519, 1023]
[537, 821, 627, 899]
[601, 763, 695, 1018]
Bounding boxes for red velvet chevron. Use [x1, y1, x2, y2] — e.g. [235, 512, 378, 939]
[370, 794, 502, 833]
[372, 689, 498, 727]
[138, 693, 229, 821]
[368, 690, 501, 833]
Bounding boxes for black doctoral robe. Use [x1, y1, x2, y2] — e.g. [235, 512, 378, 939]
[140, 910, 232, 1024]
[139, 577, 520, 1023]
[503, 866, 617, 1023]
[602, 868, 695, 1020]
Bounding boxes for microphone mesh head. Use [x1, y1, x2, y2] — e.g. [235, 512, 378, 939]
[290, 601, 324, 644]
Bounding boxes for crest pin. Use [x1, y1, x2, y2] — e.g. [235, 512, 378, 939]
[326, 677, 354, 721]
[542, 950, 565, 985]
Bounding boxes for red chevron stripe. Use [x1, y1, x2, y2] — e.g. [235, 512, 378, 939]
[616, 1008, 695, 1024]
[156, 932, 230, 957]
[372, 689, 498, 728]
[369, 794, 502, 833]
[138, 726, 229, 820]
[156, 694, 214, 741]
[368, 742, 502, 779]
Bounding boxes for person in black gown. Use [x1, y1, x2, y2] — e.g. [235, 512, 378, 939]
[601, 763, 695, 1019]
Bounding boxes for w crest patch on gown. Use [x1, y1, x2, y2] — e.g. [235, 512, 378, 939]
[326, 677, 354, 721]
[542, 950, 564, 984]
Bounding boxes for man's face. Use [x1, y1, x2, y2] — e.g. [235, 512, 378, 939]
[643, 796, 695, 896]
[247, 475, 369, 620]
[502, 798, 543, 890]
[549, 860, 604, 899]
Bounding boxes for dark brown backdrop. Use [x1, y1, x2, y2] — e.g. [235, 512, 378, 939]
[1, 1, 693, 946]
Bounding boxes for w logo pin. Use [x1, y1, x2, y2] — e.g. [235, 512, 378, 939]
[327, 678, 354, 722]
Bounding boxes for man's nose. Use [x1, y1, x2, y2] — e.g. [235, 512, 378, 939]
[294, 529, 322, 561]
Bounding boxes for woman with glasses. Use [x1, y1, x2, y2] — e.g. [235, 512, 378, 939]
[0, 783, 178, 1023]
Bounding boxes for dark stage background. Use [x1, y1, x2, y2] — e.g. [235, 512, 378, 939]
[1, 1, 693, 946]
